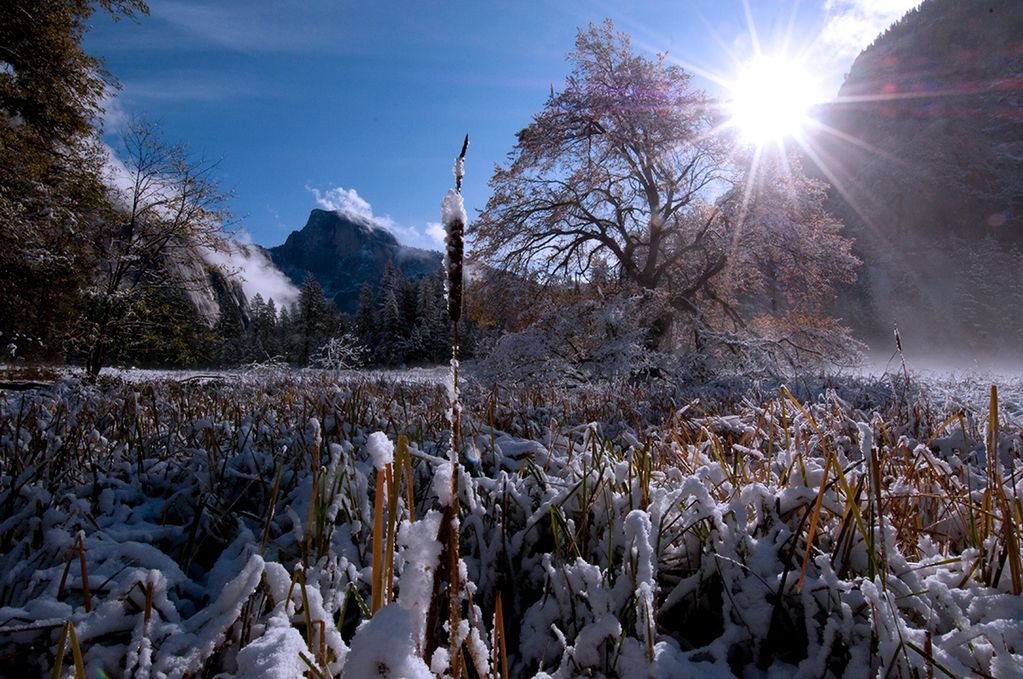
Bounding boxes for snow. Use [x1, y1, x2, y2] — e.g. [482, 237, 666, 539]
[233, 612, 308, 678]
[441, 189, 467, 229]
[345, 604, 433, 678]
[1, 368, 1022, 677]
[366, 431, 393, 470]
[397, 511, 444, 650]
[432, 460, 454, 506]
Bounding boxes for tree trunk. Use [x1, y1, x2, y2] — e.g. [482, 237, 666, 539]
[646, 310, 674, 352]
[86, 340, 105, 378]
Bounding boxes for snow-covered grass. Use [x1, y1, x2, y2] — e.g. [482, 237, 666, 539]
[0, 369, 1021, 677]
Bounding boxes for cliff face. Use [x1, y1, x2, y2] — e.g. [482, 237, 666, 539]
[269, 209, 441, 314]
[813, 0, 1023, 355]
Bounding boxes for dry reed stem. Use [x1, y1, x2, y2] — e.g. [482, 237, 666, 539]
[494, 591, 510, 679]
[371, 467, 387, 614]
[440, 135, 470, 678]
[144, 578, 154, 626]
[396, 436, 416, 523]
[51, 621, 85, 679]
[384, 464, 397, 605]
[57, 533, 91, 613]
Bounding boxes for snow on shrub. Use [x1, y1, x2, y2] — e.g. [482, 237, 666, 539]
[0, 370, 1020, 677]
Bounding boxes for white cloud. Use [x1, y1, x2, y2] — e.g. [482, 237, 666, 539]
[426, 222, 447, 245]
[308, 185, 378, 222]
[820, 0, 922, 58]
[304, 183, 446, 251]
[307, 185, 443, 252]
[98, 91, 129, 134]
[202, 240, 300, 308]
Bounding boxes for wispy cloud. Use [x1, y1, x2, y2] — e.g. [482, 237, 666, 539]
[155, 1, 308, 53]
[203, 237, 300, 308]
[308, 186, 388, 225]
[426, 222, 446, 246]
[98, 89, 129, 134]
[121, 73, 260, 103]
[144, 0, 368, 55]
[819, 0, 922, 58]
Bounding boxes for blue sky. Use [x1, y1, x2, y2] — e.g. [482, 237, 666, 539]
[85, 0, 918, 251]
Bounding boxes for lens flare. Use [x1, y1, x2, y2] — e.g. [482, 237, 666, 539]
[728, 56, 823, 145]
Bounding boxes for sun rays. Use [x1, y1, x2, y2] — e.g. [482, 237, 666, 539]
[638, 0, 948, 274]
[726, 54, 826, 147]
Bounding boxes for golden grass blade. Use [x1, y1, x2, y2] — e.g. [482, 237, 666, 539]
[68, 622, 85, 679]
[796, 451, 831, 592]
[396, 436, 416, 523]
[384, 464, 397, 605]
[51, 621, 69, 679]
[494, 591, 509, 679]
[371, 467, 386, 614]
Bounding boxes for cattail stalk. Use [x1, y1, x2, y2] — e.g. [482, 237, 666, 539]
[436, 134, 469, 676]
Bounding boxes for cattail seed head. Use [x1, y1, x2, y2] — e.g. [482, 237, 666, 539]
[446, 217, 464, 323]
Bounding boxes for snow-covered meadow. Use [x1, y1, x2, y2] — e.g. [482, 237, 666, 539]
[1, 368, 1021, 678]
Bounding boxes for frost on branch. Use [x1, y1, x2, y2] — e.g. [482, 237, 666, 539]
[309, 333, 367, 372]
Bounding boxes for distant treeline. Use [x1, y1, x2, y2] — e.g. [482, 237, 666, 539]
[94, 262, 479, 370]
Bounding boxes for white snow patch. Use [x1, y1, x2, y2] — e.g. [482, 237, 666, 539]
[234, 611, 308, 678]
[366, 431, 394, 471]
[441, 189, 467, 228]
[345, 604, 432, 678]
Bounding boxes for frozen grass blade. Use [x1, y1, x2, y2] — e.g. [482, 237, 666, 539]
[796, 450, 832, 592]
[371, 466, 387, 614]
[56, 532, 91, 613]
[51, 621, 85, 679]
[493, 591, 509, 679]
[259, 459, 285, 553]
[384, 464, 397, 604]
[396, 435, 416, 523]
[299, 651, 327, 679]
[988, 385, 1022, 595]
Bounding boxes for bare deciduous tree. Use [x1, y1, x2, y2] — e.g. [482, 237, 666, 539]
[473, 20, 858, 362]
[81, 120, 229, 375]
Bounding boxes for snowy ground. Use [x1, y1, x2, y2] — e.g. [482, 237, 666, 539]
[1, 367, 1021, 677]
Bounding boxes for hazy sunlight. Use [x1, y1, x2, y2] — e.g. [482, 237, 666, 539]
[728, 56, 823, 145]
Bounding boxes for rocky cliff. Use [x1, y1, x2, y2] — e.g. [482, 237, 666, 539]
[813, 0, 1023, 356]
[268, 209, 442, 314]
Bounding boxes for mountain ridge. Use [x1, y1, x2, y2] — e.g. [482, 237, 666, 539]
[267, 209, 442, 314]
[811, 0, 1023, 355]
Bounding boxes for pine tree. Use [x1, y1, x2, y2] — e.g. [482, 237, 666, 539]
[215, 305, 246, 366]
[376, 262, 408, 365]
[243, 294, 281, 362]
[354, 284, 378, 355]
[415, 271, 451, 363]
[276, 305, 298, 364]
[294, 274, 337, 366]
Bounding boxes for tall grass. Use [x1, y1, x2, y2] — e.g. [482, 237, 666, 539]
[0, 370, 1019, 676]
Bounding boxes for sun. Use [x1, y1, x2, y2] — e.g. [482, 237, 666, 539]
[728, 56, 823, 146]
